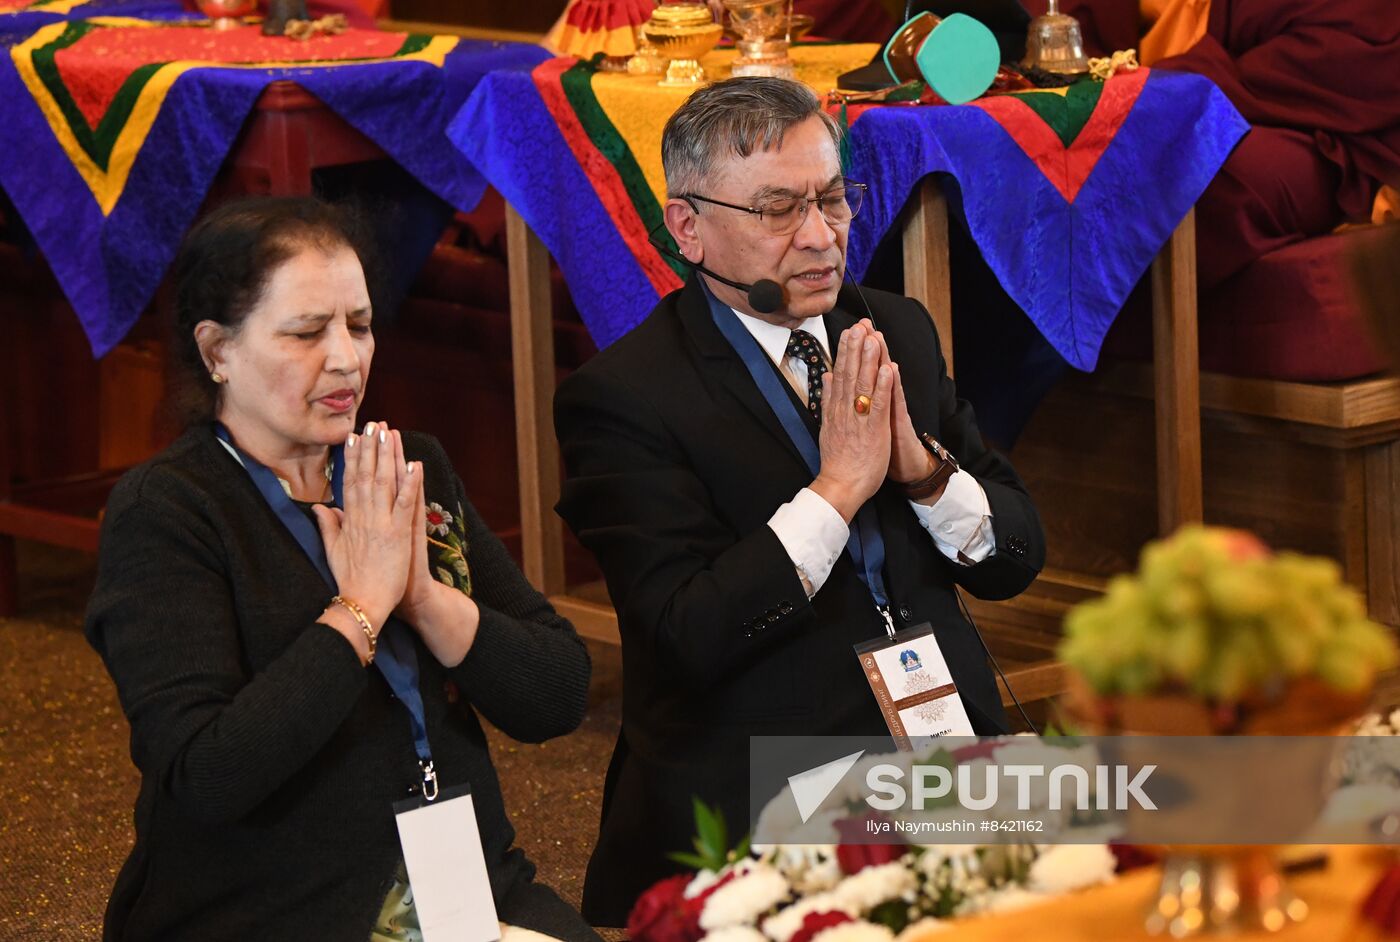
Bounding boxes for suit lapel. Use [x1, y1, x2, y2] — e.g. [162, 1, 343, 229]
[675, 280, 873, 476]
[675, 278, 811, 473]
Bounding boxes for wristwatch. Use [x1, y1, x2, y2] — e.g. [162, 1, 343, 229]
[903, 433, 959, 500]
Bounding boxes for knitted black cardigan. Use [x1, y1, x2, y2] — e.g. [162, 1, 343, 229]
[85, 425, 591, 940]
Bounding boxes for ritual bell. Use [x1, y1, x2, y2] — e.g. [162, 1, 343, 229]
[1022, 0, 1089, 76]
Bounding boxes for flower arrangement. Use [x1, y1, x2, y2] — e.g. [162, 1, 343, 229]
[628, 745, 1118, 942]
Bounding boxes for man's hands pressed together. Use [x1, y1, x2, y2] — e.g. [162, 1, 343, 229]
[809, 319, 939, 523]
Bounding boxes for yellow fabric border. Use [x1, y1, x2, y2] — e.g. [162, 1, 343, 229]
[11, 21, 458, 215]
[13, 0, 90, 15]
[590, 42, 878, 211]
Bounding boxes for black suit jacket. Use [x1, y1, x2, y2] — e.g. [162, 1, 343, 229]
[554, 277, 1045, 926]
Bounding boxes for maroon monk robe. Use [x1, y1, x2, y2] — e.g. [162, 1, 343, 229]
[1032, 0, 1400, 288]
[794, 0, 897, 44]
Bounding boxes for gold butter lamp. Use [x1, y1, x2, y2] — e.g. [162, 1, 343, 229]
[638, 2, 723, 87]
[1022, 0, 1089, 76]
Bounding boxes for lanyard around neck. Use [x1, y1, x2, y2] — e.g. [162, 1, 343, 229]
[213, 423, 434, 764]
[702, 287, 894, 632]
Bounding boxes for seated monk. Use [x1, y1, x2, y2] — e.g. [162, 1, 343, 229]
[947, 0, 1400, 448]
[1046, 0, 1400, 290]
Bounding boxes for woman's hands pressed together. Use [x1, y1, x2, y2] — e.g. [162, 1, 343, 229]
[312, 420, 480, 668]
[312, 421, 417, 664]
[393, 430, 482, 668]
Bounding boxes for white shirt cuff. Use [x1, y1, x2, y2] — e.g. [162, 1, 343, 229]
[908, 470, 995, 565]
[767, 487, 850, 598]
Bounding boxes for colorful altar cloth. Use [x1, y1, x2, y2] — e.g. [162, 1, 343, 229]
[451, 46, 1247, 368]
[0, 19, 548, 355]
[1, 0, 187, 34]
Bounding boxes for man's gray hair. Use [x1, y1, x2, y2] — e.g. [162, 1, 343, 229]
[662, 77, 843, 198]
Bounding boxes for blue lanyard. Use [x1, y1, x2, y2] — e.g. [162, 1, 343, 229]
[213, 424, 434, 764]
[703, 288, 894, 631]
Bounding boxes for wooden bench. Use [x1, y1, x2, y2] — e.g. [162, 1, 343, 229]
[1015, 364, 1400, 631]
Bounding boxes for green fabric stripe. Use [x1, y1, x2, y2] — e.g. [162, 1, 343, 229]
[1012, 79, 1103, 148]
[31, 29, 431, 173]
[560, 55, 687, 279]
[87, 62, 164, 165]
[29, 22, 112, 168]
[396, 33, 432, 56]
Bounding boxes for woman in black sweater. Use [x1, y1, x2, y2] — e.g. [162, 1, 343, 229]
[84, 197, 599, 941]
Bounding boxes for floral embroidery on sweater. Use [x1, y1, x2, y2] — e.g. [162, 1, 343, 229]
[426, 500, 472, 596]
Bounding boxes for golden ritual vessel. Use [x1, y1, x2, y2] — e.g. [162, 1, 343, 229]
[723, 0, 799, 79]
[638, 2, 723, 87]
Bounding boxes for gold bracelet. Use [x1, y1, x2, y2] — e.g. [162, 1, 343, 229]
[329, 595, 376, 665]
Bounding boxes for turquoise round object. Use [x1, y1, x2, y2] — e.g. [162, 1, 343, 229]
[916, 13, 1000, 105]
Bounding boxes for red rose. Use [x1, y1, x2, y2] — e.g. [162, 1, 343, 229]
[789, 911, 854, 942]
[1108, 843, 1157, 873]
[833, 811, 907, 875]
[1362, 864, 1400, 932]
[627, 875, 702, 942]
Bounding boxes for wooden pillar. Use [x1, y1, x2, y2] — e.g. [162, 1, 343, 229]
[1367, 440, 1400, 627]
[1150, 208, 1203, 533]
[901, 177, 954, 377]
[506, 204, 566, 596]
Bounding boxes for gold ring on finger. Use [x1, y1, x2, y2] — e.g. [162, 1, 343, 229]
[854, 394, 872, 415]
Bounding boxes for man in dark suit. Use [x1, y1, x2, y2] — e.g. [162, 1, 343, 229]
[553, 77, 1046, 927]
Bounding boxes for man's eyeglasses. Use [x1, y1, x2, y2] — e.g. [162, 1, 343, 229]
[680, 182, 868, 237]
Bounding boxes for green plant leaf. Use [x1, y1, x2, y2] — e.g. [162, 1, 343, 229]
[667, 851, 712, 870]
[868, 899, 911, 933]
[693, 797, 728, 866]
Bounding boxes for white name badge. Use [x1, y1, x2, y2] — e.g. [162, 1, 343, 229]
[394, 785, 501, 942]
[854, 623, 976, 749]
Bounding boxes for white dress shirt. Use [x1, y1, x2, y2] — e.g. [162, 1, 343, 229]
[731, 308, 996, 599]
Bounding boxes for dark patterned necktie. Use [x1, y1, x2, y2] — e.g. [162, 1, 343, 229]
[784, 329, 826, 424]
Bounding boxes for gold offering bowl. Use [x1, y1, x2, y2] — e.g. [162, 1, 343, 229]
[197, 0, 257, 29]
[723, 0, 797, 78]
[639, 3, 723, 87]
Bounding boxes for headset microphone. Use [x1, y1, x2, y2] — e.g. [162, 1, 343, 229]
[648, 227, 786, 314]
[692, 263, 784, 314]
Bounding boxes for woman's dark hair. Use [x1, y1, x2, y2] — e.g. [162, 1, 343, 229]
[168, 195, 379, 426]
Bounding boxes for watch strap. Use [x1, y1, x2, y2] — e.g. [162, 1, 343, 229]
[903, 434, 958, 500]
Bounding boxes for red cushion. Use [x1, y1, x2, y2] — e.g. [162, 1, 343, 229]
[1103, 226, 1389, 382]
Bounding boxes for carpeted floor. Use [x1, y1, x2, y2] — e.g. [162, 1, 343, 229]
[0, 540, 624, 939]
